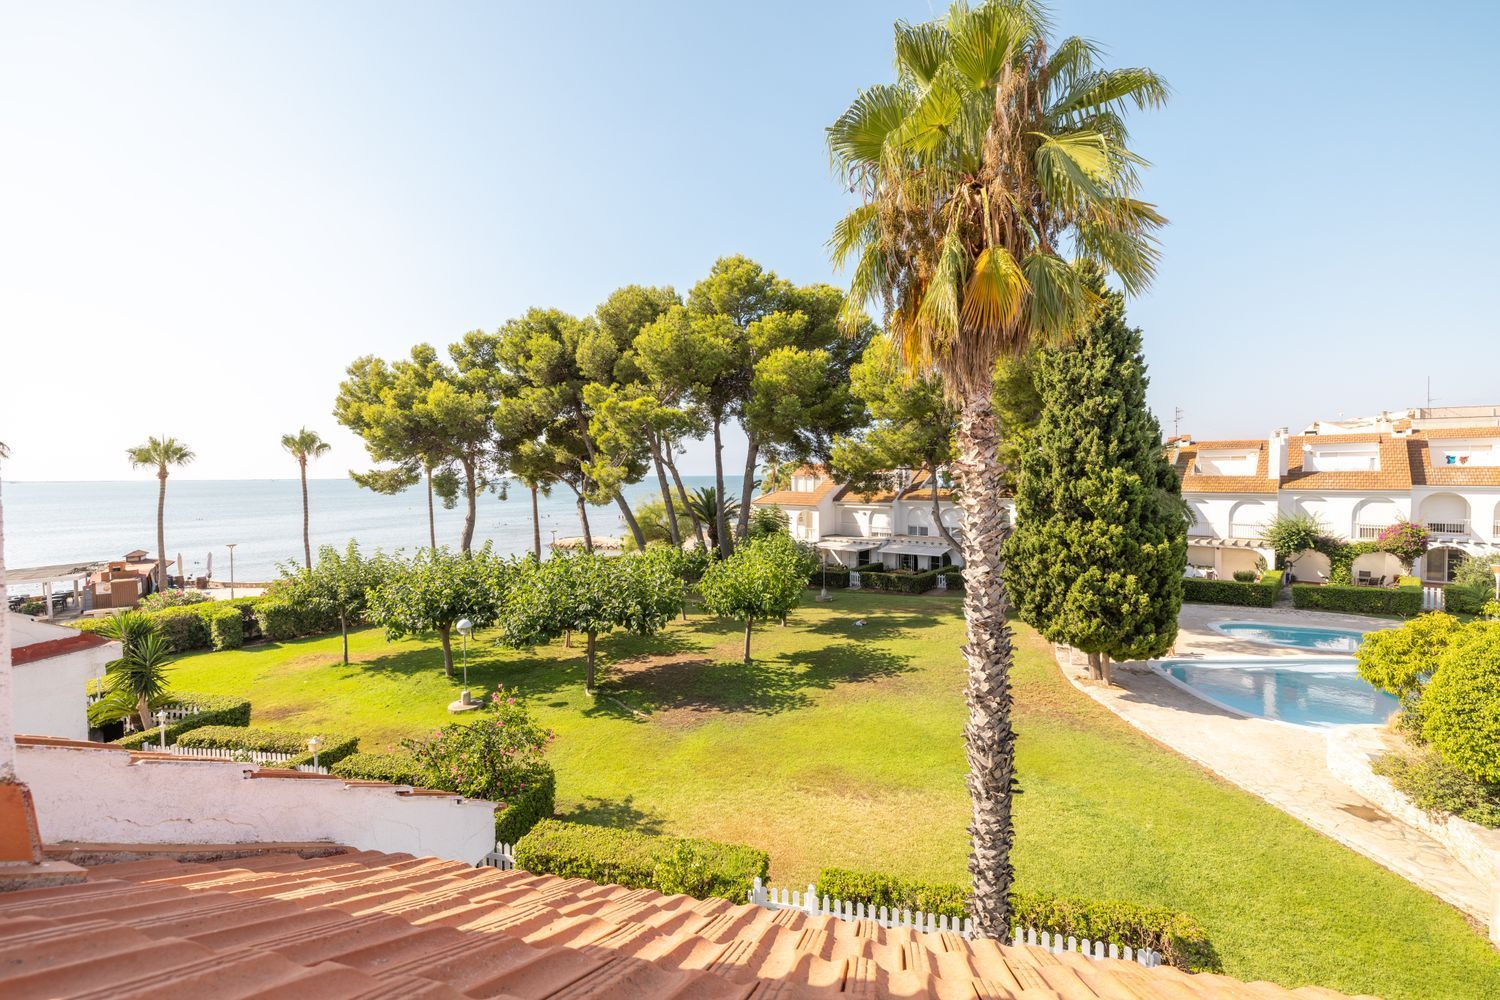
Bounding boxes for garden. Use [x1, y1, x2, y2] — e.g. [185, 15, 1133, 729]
[140, 587, 1500, 999]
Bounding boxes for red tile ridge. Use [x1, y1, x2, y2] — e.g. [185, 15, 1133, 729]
[16, 735, 129, 752]
[11, 631, 113, 666]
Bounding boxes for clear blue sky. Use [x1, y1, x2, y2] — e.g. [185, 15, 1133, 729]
[2, 0, 1497, 480]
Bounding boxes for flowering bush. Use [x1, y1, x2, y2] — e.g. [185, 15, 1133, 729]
[401, 687, 554, 805]
[1376, 520, 1431, 569]
[139, 588, 211, 611]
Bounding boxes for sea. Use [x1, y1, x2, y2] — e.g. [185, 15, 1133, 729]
[1, 475, 740, 589]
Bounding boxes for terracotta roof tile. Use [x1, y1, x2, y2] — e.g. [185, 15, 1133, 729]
[1407, 430, 1500, 487]
[1280, 434, 1413, 491]
[753, 466, 840, 508]
[0, 849, 1378, 999]
[1171, 441, 1278, 496]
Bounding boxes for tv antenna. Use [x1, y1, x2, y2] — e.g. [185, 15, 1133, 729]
[1172, 406, 1183, 439]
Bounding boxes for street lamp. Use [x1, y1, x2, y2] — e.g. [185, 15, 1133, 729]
[226, 543, 238, 599]
[306, 736, 323, 769]
[816, 551, 832, 602]
[456, 618, 474, 707]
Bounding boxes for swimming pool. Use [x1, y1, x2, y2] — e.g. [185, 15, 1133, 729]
[1157, 658, 1398, 727]
[1213, 621, 1368, 653]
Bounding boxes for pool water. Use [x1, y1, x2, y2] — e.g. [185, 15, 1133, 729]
[1158, 658, 1398, 727]
[1213, 621, 1368, 653]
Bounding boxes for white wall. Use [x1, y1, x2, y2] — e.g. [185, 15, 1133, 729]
[18, 743, 498, 864]
[13, 648, 109, 741]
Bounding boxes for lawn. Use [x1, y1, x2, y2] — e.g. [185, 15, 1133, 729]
[167, 590, 1499, 999]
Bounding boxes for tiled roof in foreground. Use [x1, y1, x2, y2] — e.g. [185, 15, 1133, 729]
[0, 849, 1370, 999]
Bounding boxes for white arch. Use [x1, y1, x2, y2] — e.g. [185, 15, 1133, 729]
[1228, 500, 1274, 538]
[1419, 494, 1470, 534]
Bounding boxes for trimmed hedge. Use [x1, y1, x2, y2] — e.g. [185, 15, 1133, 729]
[807, 567, 851, 589]
[513, 820, 769, 901]
[112, 693, 252, 749]
[176, 725, 359, 768]
[1291, 578, 1421, 617]
[940, 567, 965, 591]
[254, 597, 340, 642]
[202, 604, 244, 650]
[74, 597, 269, 653]
[813, 868, 1219, 972]
[858, 568, 946, 593]
[494, 764, 557, 844]
[331, 750, 423, 784]
[1444, 582, 1492, 618]
[1181, 570, 1282, 608]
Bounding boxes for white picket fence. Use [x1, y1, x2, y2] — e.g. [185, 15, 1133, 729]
[1422, 586, 1445, 611]
[481, 842, 516, 870]
[747, 879, 1160, 967]
[149, 743, 328, 774]
[848, 571, 862, 589]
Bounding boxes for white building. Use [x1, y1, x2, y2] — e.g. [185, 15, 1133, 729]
[752, 466, 1013, 573]
[7, 614, 117, 741]
[1172, 421, 1500, 584]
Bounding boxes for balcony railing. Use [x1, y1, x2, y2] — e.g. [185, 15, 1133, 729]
[1354, 523, 1394, 540]
[1423, 519, 1470, 537]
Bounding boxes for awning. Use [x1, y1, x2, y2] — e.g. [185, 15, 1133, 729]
[5, 562, 105, 586]
[880, 540, 954, 556]
[816, 537, 886, 552]
[1186, 537, 1266, 550]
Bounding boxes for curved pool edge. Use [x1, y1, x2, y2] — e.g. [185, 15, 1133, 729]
[1149, 657, 1395, 729]
[1208, 620, 1368, 654]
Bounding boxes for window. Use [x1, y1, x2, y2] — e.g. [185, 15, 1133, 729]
[908, 525, 929, 536]
[900, 553, 917, 571]
[791, 475, 817, 492]
[1426, 548, 1467, 584]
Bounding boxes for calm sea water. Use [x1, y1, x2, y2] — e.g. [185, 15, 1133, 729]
[1, 475, 738, 587]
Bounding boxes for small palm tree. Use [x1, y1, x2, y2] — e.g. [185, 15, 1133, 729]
[281, 427, 331, 568]
[829, 0, 1166, 935]
[684, 486, 740, 553]
[127, 436, 195, 591]
[98, 612, 171, 732]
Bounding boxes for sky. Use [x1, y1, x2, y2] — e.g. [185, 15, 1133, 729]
[2, 0, 1498, 482]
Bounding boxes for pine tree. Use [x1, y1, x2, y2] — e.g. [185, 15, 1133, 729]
[1003, 283, 1187, 683]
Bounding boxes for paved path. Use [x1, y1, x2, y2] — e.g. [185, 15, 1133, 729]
[1056, 605, 1491, 923]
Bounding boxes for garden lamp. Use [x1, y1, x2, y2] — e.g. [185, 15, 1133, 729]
[816, 551, 832, 602]
[155, 710, 168, 751]
[307, 736, 322, 769]
[457, 618, 473, 705]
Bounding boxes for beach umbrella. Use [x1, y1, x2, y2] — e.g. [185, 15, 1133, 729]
[177, 553, 184, 584]
[206, 551, 213, 578]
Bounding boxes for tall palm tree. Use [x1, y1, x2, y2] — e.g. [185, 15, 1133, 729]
[281, 427, 331, 569]
[126, 436, 195, 591]
[829, 0, 1166, 935]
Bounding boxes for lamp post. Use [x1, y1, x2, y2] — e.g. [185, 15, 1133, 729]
[156, 710, 168, 751]
[816, 551, 832, 602]
[453, 617, 475, 710]
[226, 543, 237, 599]
[306, 736, 322, 769]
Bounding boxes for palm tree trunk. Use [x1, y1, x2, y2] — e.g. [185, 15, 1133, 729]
[952, 384, 1017, 938]
[585, 630, 597, 694]
[663, 445, 706, 549]
[615, 493, 647, 550]
[711, 418, 731, 557]
[734, 438, 758, 542]
[137, 696, 153, 739]
[650, 435, 682, 547]
[459, 458, 478, 555]
[155, 471, 168, 591]
[530, 483, 542, 560]
[425, 464, 437, 552]
[300, 457, 312, 569]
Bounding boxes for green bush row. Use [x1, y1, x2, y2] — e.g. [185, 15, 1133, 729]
[175, 725, 360, 768]
[330, 751, 554, 842]
[857, 567, 949, 593]
[513, 819, 769, 901]
[74, 597, 267, 653]
[807, 567, 851, 589]
[1291, 578, 1421, 617]
[253, 597, 344, 642]
[812, 868, 1219, 972]
[1444, 582, 1493, 618]
[112, 693, 252, 749]
[495, 764, 557, 844]
[1181, 570, 1282, 608]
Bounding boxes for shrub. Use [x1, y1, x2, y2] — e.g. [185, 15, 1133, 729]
[1232, 570, 1256, 583]
[139, 589, 211, 611]
[16, 599, 44, 616]
[1182, 571, 1281, 608]
[1291, 580, 1422, 617]
[148, 605, 212, 653]
[1356, 612, 1460, 703]
[201, 604, 244, 651]
[1421, 622, 1500, 783]
[1372, 747, 1500, 828]
[858, 568, 944, 593]
[253, 597, 340, 642]
[808, 566, 851, 589]
[494, 764, 556, 844]
[176, 725, 359, 767]
[73, 597, 272, 652]
[514, 819, 769, 901]
[112, 693, 251, 749]
[812, 868, 1218, 972]
[331, 750, 423, 784]
[1445, 582, 1492, 618]
[940, 567, 965, 591]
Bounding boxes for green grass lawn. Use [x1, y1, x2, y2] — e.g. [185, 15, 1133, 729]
[167, 591, 1499, 999]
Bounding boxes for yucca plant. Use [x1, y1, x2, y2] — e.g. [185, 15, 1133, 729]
[828, 0, 1167, 934]
[96, 612, 172, 733]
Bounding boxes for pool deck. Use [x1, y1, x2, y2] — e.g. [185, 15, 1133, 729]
[1057, 605, 1492, 924]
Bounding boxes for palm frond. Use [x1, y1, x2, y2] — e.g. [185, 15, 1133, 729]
[1023, 253, 1100, 345]
[828, 84, 913, 175]
[948, 0, 1037, 91]
[894, 19, 950, 88]
[1078, 215, 1162, 295]
[1049, 66, 1169, 118]
[828, 203, 880, 271]
[892, 76, 963, 157]
[960, 245, 1029, 335]
[1032, 130, 1114, 209]
[915, 230, 968, 345]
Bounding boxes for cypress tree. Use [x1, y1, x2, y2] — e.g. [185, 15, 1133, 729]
[1003, 283, 1187, 683]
